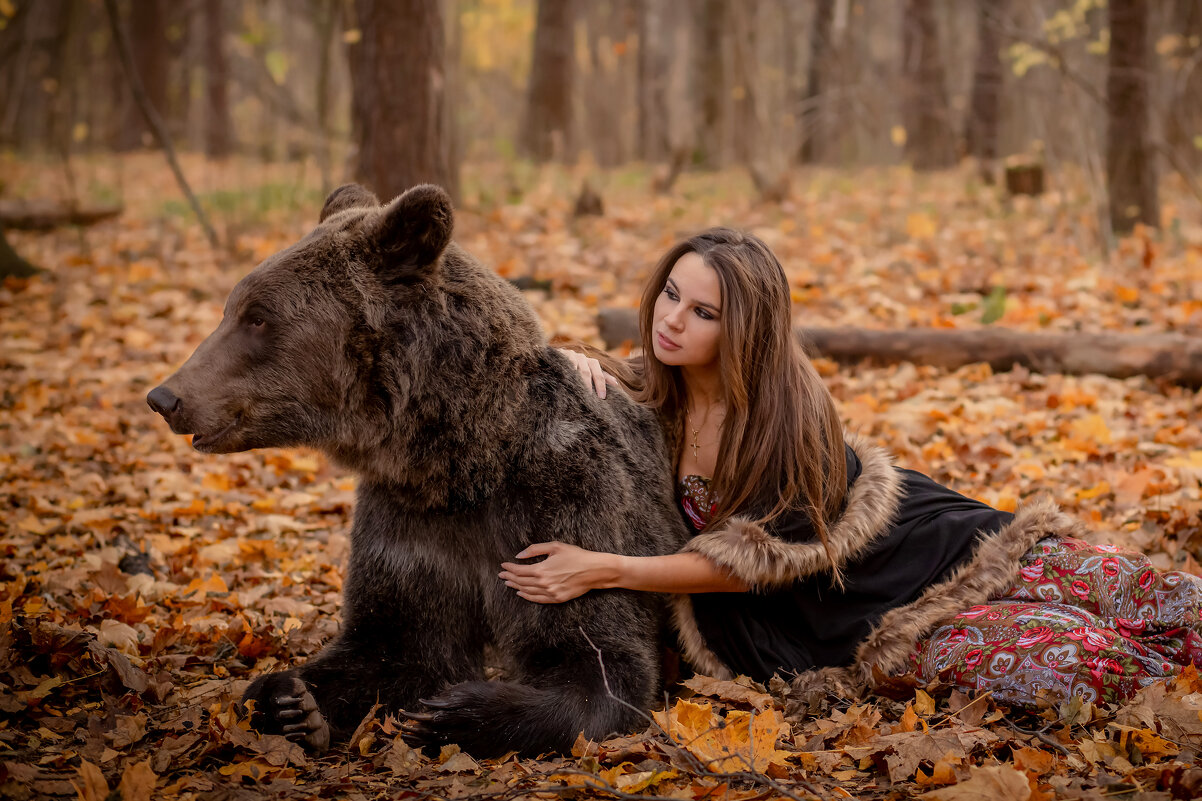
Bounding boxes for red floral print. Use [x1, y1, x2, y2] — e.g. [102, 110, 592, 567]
[912, 537, 1202, 706]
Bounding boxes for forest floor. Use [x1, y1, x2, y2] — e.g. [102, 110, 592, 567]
[2, 153, 1202, 800]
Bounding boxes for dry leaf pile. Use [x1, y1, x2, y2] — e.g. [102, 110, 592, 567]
[2, 155, 1201, 800]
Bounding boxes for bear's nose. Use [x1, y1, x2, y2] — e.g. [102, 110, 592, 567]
[147, 385, 180, 417]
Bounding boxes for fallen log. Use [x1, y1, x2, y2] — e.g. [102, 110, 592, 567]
[0, 199, 123, 231]
[596, 308, 1202, 387]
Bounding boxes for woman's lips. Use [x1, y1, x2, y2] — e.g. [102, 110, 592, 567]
[657, 332, 681, 351]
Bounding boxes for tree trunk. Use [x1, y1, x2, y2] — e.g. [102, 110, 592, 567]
[596, 309, 1202, 387]
[729, 0, 758, 166]
[312, 0, 339, 189]
[3, 0, 70, 151]
[1165, 0, 1202, 173]
[636, 0, 668, 162]
[1107, 0, 1159, 233]
[350, 0, 457, 200]
[521, 0, 574, 162]
[203, 0, 233, 158]
[117, 0, 168, 151]
[798, 0, 835, 164]
[697, 0, 727, 168]
[0, 2, 35, 146]
[964, 0, 1005, 171]
[902, 0, 956, 170]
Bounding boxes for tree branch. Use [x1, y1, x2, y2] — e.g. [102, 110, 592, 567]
[103, 0, 219, 249]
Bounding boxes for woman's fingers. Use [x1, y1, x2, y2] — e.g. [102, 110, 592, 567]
[587, 358, 607, 399]
[554, 348, 616, 399]
[514, 541, 559, 560]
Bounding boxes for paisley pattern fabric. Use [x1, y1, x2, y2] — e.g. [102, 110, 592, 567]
[679, 475, 717, 531]
[911, 537, 1202, 705]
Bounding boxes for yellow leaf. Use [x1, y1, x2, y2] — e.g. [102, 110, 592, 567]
[203, 473, 232, 491]
[896, 703, 919, 733]
[1075, 481, 1111, 501]
[17, 515, 52, 535]
[891, 125, 907, 147]
[618, 768, 677, 793]
[116, 759, 157, 801]
[652, 699, 790, 773]
[1165, 450, 1202, 469]
[994, 492, 1018, 513]
[918, 764, 1030, 800]
[73, 759, 108, 801]
[915, 755, 960, 786]
[343, 28, 362, 44]
[914, 689, 936, 717]
[906, 212, 937, 240]
[1070, 414, 1113, 446]
[184, 573, 230, 596]
[1012, 462, 1045, 481]
[1115, 285, 1140, 304]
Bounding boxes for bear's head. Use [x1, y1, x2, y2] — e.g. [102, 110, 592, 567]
[147, 183, 543, 486]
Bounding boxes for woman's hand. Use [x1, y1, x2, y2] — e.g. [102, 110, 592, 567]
[557, 348, 618, 399]
[499, 542, 619, 603]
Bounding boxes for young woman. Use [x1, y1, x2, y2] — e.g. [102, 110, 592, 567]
[499, 228, 1202, 707]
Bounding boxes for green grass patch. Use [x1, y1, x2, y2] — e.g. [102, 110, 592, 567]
[161, 182, 325, 223]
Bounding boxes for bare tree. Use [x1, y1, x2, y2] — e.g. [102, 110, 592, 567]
[902, 0, 956, 170]
[729, 0, 759, 166]
[116, 0, 168, 151]
[203, 0, 233, 158]
[964, 0, 1006, 177]
[521, 0, 574, 162]
[1165, 0, 1202, 173]
[696, 0, 727, 167]
[637, 0, 668, 162]
[349, 0, 457, 200]
[1106, 0, 1158, 233]
[799, 0, 835, 164]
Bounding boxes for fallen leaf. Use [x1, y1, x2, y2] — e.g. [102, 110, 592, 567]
[918, 764, 1031, 800]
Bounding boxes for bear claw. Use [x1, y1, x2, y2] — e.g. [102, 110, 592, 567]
[245, 675, 331, 754]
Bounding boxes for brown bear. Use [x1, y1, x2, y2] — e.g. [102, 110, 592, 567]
[147, 183, 689, 757]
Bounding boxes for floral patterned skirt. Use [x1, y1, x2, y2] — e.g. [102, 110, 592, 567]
[911, 537, 1202, 705]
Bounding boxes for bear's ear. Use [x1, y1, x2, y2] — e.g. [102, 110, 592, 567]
[372, 184, 454, 276]
[319, 184, 380, 222]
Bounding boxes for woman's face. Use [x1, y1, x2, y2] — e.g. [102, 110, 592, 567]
[651, 252, 722, 368]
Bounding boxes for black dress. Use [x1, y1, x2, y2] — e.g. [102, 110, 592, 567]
[681, 443, 1015, 681]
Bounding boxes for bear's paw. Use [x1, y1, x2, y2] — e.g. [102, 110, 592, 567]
[243, 672, 331, 754]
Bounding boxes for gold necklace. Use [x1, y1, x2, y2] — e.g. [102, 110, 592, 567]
[687, 405, 723, 459]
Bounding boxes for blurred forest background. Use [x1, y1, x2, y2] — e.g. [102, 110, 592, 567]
[1, 0, 1200, 244]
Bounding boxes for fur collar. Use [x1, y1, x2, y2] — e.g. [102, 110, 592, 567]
[679, 432, 902, 590]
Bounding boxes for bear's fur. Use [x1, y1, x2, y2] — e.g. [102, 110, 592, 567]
[147, 183, 689, 757]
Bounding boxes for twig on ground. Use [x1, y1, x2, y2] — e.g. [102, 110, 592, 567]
[577, 627, 823, 801]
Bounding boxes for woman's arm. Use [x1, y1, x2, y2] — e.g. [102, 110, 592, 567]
[499, 541, 749, 603]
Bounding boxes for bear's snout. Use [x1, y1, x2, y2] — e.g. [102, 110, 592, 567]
[147, 385, 181, 419]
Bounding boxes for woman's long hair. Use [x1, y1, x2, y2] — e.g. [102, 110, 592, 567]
[626, 228, 848, 574]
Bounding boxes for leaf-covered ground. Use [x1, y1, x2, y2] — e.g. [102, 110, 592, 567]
[2, 154, 1202, 800]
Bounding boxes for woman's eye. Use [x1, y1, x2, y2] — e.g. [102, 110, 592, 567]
[664, 287, 678, 301]
[695, 308, 713, 320]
